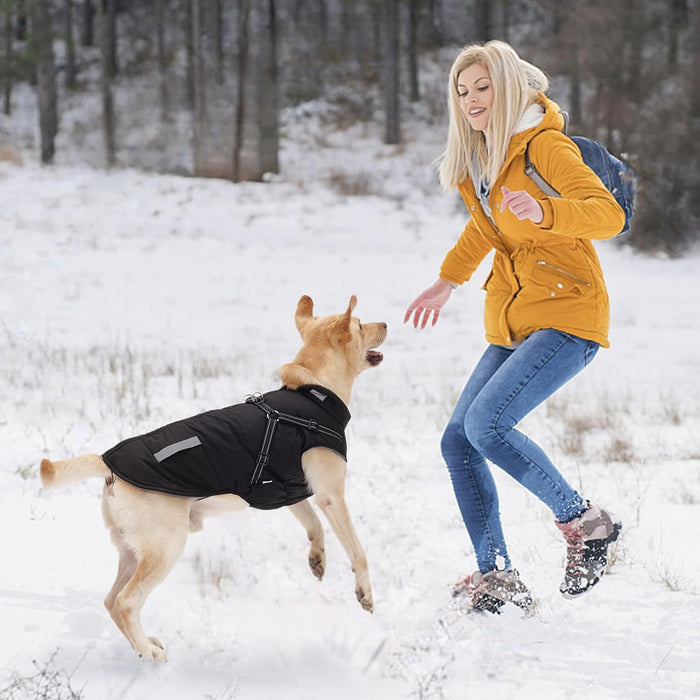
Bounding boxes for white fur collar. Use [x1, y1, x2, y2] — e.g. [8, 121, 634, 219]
[513, 103, 545, 134]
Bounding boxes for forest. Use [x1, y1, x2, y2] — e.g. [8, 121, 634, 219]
[1, 0, 698, 255]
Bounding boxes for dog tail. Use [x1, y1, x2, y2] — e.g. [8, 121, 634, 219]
[40, 454, 111, 489]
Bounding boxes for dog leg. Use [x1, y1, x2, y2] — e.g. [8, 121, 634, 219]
[114, 536, 186, 662]
[317, 495, 374, 612]
[101, 480, 139, 644]
[304, 452, 373, 612]
[104, 546, 138, 643]
[288, 500, 326, 580]
[103, 479, 190, 661]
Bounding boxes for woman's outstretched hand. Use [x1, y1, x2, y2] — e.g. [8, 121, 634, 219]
[500, 186, 544, 224]
[404, 277, 454, 329]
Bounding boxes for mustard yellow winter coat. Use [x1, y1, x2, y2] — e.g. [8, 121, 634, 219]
[439, 96, 625, 348]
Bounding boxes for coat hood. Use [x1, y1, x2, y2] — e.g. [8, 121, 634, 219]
[503, 95, 566, 168]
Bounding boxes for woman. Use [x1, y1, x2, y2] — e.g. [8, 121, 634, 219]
[405, 40, 622, 613]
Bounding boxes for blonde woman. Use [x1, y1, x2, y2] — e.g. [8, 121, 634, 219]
[405, 41, 622, 613]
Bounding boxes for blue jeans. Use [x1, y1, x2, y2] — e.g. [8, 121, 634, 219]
[440, 329, 599, 573]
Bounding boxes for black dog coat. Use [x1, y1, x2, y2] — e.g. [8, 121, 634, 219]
[102, 385, 350, 510]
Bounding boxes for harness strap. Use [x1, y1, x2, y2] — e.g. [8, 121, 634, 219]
[245, 392, 344, 485]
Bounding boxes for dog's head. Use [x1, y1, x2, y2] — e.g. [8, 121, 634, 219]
[280, 295, 387, 392]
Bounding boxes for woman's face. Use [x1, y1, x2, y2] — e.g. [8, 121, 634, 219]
[457, 62, 493, 132]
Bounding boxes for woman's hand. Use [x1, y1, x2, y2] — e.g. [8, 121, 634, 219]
[404, 278, 454, 329]
[500, 186, 544, 224]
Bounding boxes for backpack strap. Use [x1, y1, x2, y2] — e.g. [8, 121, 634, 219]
[524, 109, 570, 199]
[524, 136, 562, 199]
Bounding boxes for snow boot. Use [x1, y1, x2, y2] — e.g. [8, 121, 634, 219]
[452, 568, 534, 614]
[556, 502, 622, 598]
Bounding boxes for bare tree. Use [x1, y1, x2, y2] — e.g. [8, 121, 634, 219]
[33, 0, 58, 164]
[15, 0, 26, 41]
[192, 0, 208, 175]
[183, 0, 195, 108]
[105, 0, 117, 77]
[2, 0, 12, 115]
[81, 0, 93, 46]
[156, 0, 170, 120]
[382, 0, 401, 144]
[407, 0, 420, 102]
[256, 0, 279, 176]
[232, 0, 250, 181]
[474, 0, 492, 41]
[427, 0, 444, 44]
[213, 0, 224, 85]
[65, 0, 77, 89]
[668, 0, 687, 69]
[98, 0, 115, 166]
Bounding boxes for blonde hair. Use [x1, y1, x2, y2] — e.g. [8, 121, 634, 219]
[438, 40, 549, 191]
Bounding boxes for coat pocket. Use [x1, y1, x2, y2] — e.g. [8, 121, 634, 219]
[531, 259, 591, 297]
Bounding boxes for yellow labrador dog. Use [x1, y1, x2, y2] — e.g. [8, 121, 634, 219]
[40, 295, 386, 662]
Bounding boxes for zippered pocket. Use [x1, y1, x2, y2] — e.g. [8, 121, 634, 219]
[536, 260, 591, 287]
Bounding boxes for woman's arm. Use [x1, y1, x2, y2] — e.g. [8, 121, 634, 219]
[527, 131, 625, 239]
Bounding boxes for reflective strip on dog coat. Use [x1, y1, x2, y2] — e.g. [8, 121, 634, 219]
[102, 385, 350, 510]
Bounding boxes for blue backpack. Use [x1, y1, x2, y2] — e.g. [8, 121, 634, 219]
[524, 115, 636, 235]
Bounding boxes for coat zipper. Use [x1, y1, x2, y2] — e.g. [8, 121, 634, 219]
[536, 260, 591, 286]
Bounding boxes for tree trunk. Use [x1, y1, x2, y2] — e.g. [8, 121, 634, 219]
[81, 0, 93, 46]
[3, 1, 12, 115]
[568, 42, 581, 129]
[474, 0, 491, 42]
[256, 0, 278, 176]
[214, 0, 223, 85]
[33, 0, 58, 164]
[407, 0, 419, 102]
[99, 1, 116, 166]
[232, 0, 250, 181]
[691, 4, 700, 119]
[428, 0, 444, 45]
[382, 0, 401, 145]
[500, 0, 511, 42]
[192, 0, 208, 175]
[15, 0, 26, 41]
[105, 0, 117, 77]
[65, 0, 77, 89]
[156, 0, 169, 121]
[183, 0, 195, 109]
[668, 0, 687, 70]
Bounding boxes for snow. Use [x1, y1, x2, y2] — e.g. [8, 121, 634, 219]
[2, 109, 700, 699]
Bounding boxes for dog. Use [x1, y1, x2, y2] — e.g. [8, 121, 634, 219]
[40, 295, 387, 662]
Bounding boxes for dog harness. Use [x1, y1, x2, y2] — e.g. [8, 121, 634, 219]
[102, 385, 351, 510]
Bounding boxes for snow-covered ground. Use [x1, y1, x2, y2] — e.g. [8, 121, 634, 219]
[2, 107, 700, 699]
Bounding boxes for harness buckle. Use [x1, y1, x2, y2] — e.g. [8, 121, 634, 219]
[308, 419, 319, 431]
[245, 392, 264, 404]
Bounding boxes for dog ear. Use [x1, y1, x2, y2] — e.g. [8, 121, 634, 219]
[330, 295, 357, 344]
[295, 295, 315, 332]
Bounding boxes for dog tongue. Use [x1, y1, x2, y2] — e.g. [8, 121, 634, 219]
[366, 350, 383, 366]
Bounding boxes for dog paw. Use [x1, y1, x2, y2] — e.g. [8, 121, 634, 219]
[309, 553, 325, 580]
[139, 637, 168, 663]
[356, 588, 374, 613]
